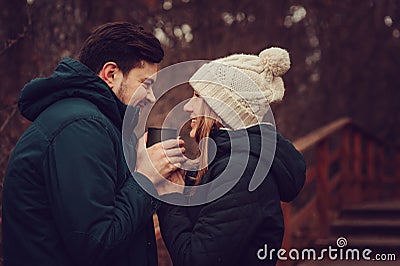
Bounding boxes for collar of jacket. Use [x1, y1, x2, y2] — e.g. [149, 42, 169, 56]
[18, 57, 139, 130]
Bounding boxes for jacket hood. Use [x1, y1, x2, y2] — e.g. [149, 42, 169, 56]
[18, 57, 131, 129]
[209, 124, 306, 202]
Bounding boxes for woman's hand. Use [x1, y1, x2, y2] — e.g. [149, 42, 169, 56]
[156, 169, 186, 196]
[168, 169, 185, 186]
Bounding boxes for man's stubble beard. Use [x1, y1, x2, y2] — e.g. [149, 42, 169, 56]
[117, 80, 130, 105]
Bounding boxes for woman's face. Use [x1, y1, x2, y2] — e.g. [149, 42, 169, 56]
[183, 91, 205, 139]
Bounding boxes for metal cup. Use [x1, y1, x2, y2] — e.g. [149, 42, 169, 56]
[146, 127, 178, 148]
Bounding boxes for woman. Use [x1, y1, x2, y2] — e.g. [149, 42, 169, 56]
[157, 47, 306, 266]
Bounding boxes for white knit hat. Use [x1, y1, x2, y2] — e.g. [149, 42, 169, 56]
[189, 47, 290, 130]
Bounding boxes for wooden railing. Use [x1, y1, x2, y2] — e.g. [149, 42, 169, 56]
[280, 117, 400, 254]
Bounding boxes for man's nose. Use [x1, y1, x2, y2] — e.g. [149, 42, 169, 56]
[147, 88, 156, 103]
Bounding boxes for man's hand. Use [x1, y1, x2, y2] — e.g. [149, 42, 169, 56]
[136, 133, 187, 187]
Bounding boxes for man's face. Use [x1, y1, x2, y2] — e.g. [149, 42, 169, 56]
[113, 61, 158, 107]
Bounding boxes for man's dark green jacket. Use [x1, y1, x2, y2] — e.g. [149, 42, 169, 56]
[2, 58, 159, 266]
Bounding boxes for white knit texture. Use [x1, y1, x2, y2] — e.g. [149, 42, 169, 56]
[189, 47, 290, 129]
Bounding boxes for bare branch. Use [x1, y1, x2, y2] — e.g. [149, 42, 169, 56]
[0, 3, 32, 57]
[0, 104, 18, 134]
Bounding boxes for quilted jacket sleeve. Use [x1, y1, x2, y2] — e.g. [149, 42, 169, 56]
[157, 160, 282, 266]
[43, 117, 158, 266]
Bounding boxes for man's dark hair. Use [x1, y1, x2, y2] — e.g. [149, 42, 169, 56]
[79, 22, 164, 74]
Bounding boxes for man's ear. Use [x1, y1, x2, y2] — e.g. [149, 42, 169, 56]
[98, 62, 120, 89]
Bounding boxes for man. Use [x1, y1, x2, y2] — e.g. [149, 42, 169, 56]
[2, 22, 184, 266]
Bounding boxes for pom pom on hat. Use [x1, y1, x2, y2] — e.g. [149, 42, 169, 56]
[259, 47, 290, 77]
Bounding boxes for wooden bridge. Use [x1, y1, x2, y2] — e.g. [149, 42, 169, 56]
[155, 117, 400, 265]
[281, 117, 400, 265]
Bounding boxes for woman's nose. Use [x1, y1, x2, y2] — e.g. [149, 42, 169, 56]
[183, 99, 192, 112]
